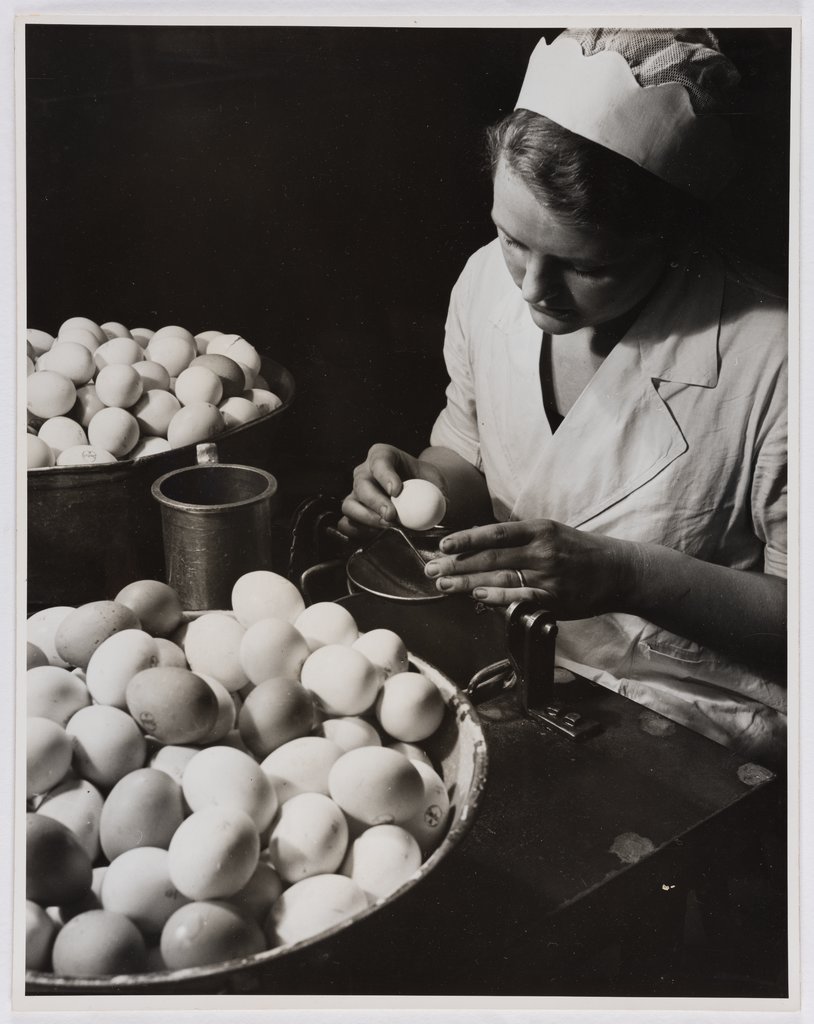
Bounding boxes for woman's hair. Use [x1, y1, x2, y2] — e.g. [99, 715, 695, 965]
[486, 109, 705, 242]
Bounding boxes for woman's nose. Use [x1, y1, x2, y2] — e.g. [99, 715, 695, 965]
[521, 255, 564, 305]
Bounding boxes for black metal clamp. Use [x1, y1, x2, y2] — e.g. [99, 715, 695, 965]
[466, 600, 600, 742]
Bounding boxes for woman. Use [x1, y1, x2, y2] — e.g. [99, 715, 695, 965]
[339, 29, 787, 764]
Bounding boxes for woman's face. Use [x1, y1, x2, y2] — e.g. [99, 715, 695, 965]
[492, 157, 671, 335]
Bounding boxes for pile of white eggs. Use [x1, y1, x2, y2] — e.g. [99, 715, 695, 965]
[26, 317, 284, 469]
[26, 571, 452, 978]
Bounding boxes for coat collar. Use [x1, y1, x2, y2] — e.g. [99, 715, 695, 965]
[492, 244, 727, 528]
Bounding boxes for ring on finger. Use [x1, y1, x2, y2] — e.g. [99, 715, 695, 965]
[515, 569, 527, 588]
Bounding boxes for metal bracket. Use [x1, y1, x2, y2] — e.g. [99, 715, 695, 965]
[505, 600, 600, 742]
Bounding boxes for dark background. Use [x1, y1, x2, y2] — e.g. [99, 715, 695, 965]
[25, 25, 792, 499]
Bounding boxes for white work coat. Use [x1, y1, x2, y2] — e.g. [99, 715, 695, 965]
[431, 238, 787, 762]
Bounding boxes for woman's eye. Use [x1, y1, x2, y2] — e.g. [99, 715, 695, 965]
[499, 232, 519, 249]
[571, 265, 605, 278]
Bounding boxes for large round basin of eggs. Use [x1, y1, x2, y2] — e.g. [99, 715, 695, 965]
[26, 320, 295, 609]
[24, 579, 488, 994]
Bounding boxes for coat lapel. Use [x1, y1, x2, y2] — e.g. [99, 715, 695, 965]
[505, 247, 725, 528]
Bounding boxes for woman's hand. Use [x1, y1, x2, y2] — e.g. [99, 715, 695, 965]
[424, 519, 635, 618]
[338, 444, 447, 540]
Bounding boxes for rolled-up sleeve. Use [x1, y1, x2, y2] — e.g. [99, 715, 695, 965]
[752, 351, 787, 578]
[429, 256, 483, 469]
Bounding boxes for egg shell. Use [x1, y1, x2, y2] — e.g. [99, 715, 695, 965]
[27, 642, 49, 670]
[232, 859, 283, 924]
[100, 321, 132, 340]
[27, 717, 73, 798]
[400, 759, 451, 855]
[99, 767, 185, 860]
[69, 383, 105, 429]
[243, 388, 282, 415]
[130, 326, 154, 346]
[388, 740, 434, 768]
[54, 600, 141, 670]
[27, 665, 91, 725]
[184, 613, 248, 692]
[352, 629, 409, 679]
[56, 326, 103, 353]
[375, 671, 445, 743]
[51, 909, 147, 977]
[27, 434, 55, 469]
[239, 618, 311, 686]
[174, 365, 223, 407]
[95, 363, 144, 408]
[59, 316, 105, 343]
[114, 579, 184, 638]
[130, 390, 178, 439]
[294, 603, 359, 651]
[147, 333, 197, 377]
[131, 359, 169, 393]
[154, 638, 188, 668]
[391, 478, 447, 531]
[26, 900, 59, 970]
[56, 445, 118, 468]
[260, 736, 344, 804]
[300, 645, 382, 717]
[161, 899, 265, 970]
[238, 677, 315, 759]
[321, 716, 382, 753]
[87, 406, 140, 457]
[27, 813, 93, 907]
[206, 334, 261, 379]
[218, 396, 261, 429]
[190, 353, 245, 398]
[132, 437, 172, 459]
[199, 675, 238, 742]
[101, 847, 189, 934]
[37, 777, 105, 862]
[152, 324, 195, 344]
[149, 743, 199, 786]
[267, 792, 349, 884]
[126, 666, 220, 744]
[37, 416, 88, 458]
[340, 824, 422, 900]
[27, 370, 77, 419]
[93, 337, 145, 371]
[182, 745, 278, 832]
[27, 606, 75, 668]
[266, 873, 368, 948]
[27, 328, 55, 357]
[232, 571, 306, 628]
[168, 806, 260, 900]
[166, 401, 223, 449]
[67, 705, 147, 790]
[40, 341, 96, 385]
[194, 329, 222, 350]
[328, 747, 424, 829]
[85, 629, 159, 708]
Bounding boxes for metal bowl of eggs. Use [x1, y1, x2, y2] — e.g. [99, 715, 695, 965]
[26, 321, 295, 611]
[24, 587, 489, 995]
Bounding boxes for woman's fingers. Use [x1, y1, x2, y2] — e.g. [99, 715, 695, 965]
[425, 547, 530, 579]
[471, 585, 557, 608]
[439, 521, 534, 554]
[340, 494, 390, 530]
[431, 568, 533, 593]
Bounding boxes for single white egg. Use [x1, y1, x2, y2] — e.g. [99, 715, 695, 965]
[391, 479, 446, 531]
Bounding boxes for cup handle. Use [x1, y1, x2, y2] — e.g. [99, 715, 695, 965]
[196, 442, 219, 465]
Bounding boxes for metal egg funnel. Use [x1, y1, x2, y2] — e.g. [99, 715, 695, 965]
[346, 525, 448, 602]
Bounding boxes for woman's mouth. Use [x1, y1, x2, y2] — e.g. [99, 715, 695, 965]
[531, 304, 575, 322]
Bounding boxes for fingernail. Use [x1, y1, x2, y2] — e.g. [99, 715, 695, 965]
[438, 577, 453, 591]
[380, 505, 390, 520]
[473, 588, 487, 599]
[425, 561, 440, 577]
[439, 538, 453, 552]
